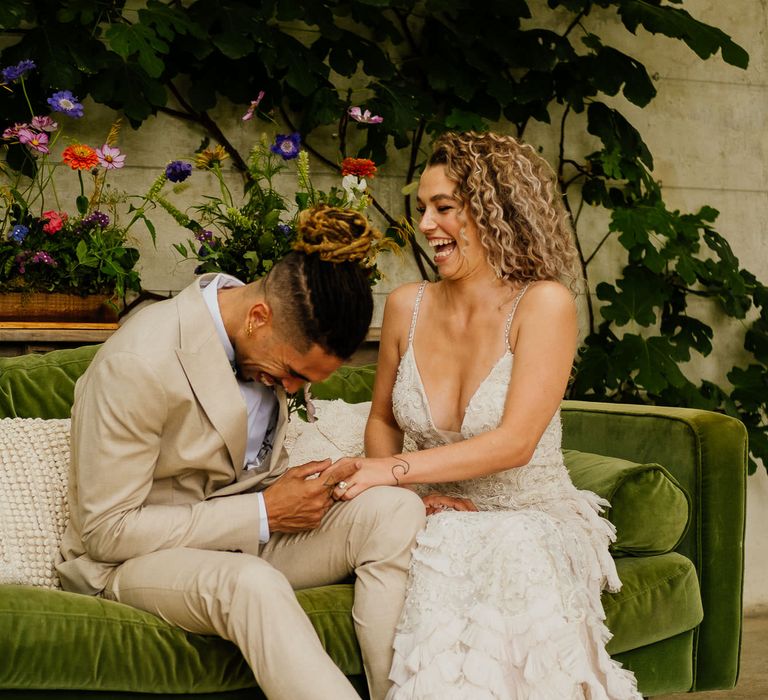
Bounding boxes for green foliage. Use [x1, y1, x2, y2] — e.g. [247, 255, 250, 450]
[1, 1, 764, 472]
[152, 141, 383, 283]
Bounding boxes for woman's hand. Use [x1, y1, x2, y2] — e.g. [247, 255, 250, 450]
[422, 493, 478, 515]
[330, 455, 411, 500]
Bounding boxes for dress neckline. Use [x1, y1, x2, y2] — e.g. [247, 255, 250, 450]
[402, 280, 529, 435]
[405, 344, 511, 435]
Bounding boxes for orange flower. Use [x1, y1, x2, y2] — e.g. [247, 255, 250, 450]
[341, 157, 377, 179]
[62, 143, 99, 170]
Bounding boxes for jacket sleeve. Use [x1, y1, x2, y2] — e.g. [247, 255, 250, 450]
[71, 351, 263, 563]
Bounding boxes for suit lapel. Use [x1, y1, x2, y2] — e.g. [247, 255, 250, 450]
[175, 278, 247, 474]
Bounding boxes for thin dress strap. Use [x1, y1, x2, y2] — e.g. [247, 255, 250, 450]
[504, 283, 531, 352]
[408, 281, 428, 346]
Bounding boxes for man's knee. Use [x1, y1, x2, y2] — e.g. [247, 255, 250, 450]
[214, 556, 295, 612]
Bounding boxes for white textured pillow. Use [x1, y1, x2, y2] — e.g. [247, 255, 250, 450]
[284, 400, 371, 467]
[0, 418, 70, 589]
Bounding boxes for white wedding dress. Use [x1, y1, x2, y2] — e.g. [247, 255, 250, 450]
[386, 282, 641, 700]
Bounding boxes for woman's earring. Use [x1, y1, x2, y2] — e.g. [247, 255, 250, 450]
[247, 321, 253, 337]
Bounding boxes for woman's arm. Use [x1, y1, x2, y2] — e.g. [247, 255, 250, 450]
[342, 282, 578, 496]
[364, 284, 418, 458]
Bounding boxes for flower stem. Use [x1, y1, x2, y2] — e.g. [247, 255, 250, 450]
[19, 77, 34, 119]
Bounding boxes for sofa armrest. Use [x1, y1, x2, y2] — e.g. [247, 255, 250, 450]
[561, 400, 747, 691]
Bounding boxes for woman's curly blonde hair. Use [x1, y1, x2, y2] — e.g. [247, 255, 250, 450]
[428, 132, 579, 287]
[292, 204, 385, 271]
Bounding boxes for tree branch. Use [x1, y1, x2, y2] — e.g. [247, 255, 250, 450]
[165, 82, 250, 176]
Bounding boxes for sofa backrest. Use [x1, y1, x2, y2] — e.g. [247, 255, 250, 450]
[0, 345, 100, 419]
[0, 345, 374, 420]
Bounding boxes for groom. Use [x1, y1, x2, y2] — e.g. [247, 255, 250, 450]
[56, 250, 425, 700]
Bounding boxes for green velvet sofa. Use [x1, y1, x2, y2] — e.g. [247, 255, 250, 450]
[0, 344, 747, 699]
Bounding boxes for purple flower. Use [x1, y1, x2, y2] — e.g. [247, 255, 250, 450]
[270, 132, 302, 160]
[30, 251, 57, 266]
[83, 211, 110, 229]
[242, 91, 266, 121]
[348, 106, 383, 124]
[47, 90, 84, 118]
[276, 224, 292, 237]
[165, 160, 192, 183]
[2, 60, 36, 83]
[9, 225, 28, 243]
[15, 252, 29, 274]
[30, 115, 58, 132]
[195, 229, 215, 244]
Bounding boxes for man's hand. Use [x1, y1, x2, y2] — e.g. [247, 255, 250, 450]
[422, 493, 478, 516]
[263, 459, 359, 533]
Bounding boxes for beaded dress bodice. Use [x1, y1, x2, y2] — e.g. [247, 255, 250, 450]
[391, 281, 576, 510]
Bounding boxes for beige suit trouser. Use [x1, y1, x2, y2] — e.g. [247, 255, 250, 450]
[103, 486, 426, 700]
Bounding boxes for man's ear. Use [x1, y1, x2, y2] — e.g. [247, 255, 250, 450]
[248, 301, 273, 330]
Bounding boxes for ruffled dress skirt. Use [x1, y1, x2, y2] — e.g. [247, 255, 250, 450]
[386, 490, 642, 700]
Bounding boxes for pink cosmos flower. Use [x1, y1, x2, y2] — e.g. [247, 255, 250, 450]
[17, 128, 49, 154]
[2, 122, 27, 139]
[30, 115, 58, 132]
[348, 106, 383, 124]
[242, 91, 266, 121]
[42, 210, 68, 234]
[96, 144, 126, 169]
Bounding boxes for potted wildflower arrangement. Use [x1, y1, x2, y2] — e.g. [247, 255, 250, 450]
[146, 117, 389, 284]
[0, 60, 147, 321]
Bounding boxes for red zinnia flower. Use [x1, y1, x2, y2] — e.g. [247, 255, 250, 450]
[341, 157, 377, 179]
[62, 143, 99, 170]
[42, 210, 68, 235]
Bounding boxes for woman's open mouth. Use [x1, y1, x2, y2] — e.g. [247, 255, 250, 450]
[427, 237, 457, 262]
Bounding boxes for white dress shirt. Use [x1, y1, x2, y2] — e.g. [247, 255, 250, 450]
[201, 273, 276, 542]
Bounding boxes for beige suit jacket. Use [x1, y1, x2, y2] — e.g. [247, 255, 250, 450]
[57, 275, 290, 595]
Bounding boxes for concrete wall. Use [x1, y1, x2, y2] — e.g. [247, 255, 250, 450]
[8, 0, 767, 610]
[583, 0, 768, 615]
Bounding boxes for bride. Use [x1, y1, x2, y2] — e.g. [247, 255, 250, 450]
[333, 132, 642, 699]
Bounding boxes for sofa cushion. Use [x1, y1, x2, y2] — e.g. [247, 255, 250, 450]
[564, 449, 690, 556]
[284, 400, 371, 466]
[311, 364, 376, 403]
[0, 554, 703, 693]
[284, 399, 418, 467]
[604, 553, 703, 654]
[0, 583, 361, 693]
[0, 418, 71, 588]
[0, 345, 99, 419]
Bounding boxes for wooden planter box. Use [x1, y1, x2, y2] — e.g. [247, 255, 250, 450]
[0, 292, 118, 323]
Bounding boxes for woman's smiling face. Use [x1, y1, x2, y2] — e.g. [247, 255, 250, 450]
[416, 165, 485, 278]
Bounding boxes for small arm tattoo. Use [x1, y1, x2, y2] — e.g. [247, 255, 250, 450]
[391, 458, 410, 486]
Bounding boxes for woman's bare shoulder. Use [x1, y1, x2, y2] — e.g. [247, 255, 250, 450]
[521, 279, 576, 311]
[384, 281, 427, 319]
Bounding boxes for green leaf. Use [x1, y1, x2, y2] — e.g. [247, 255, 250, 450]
[587, 102, 654, 170]
[596, 265, 667, 326]
[142, 216, 157, 246]
[212, 32, 254, 60]
[76, 195, 89, 216]
[138, 0, 206, 41]
[618, 1, 749, 69]
[444, 108, 488, 132]
[745, 318, 768, 365]
[75, 239, 89, 263]
[329, 45, 358, 76]
[615, 333, 688, 395]
[105, 23, 168, 78]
